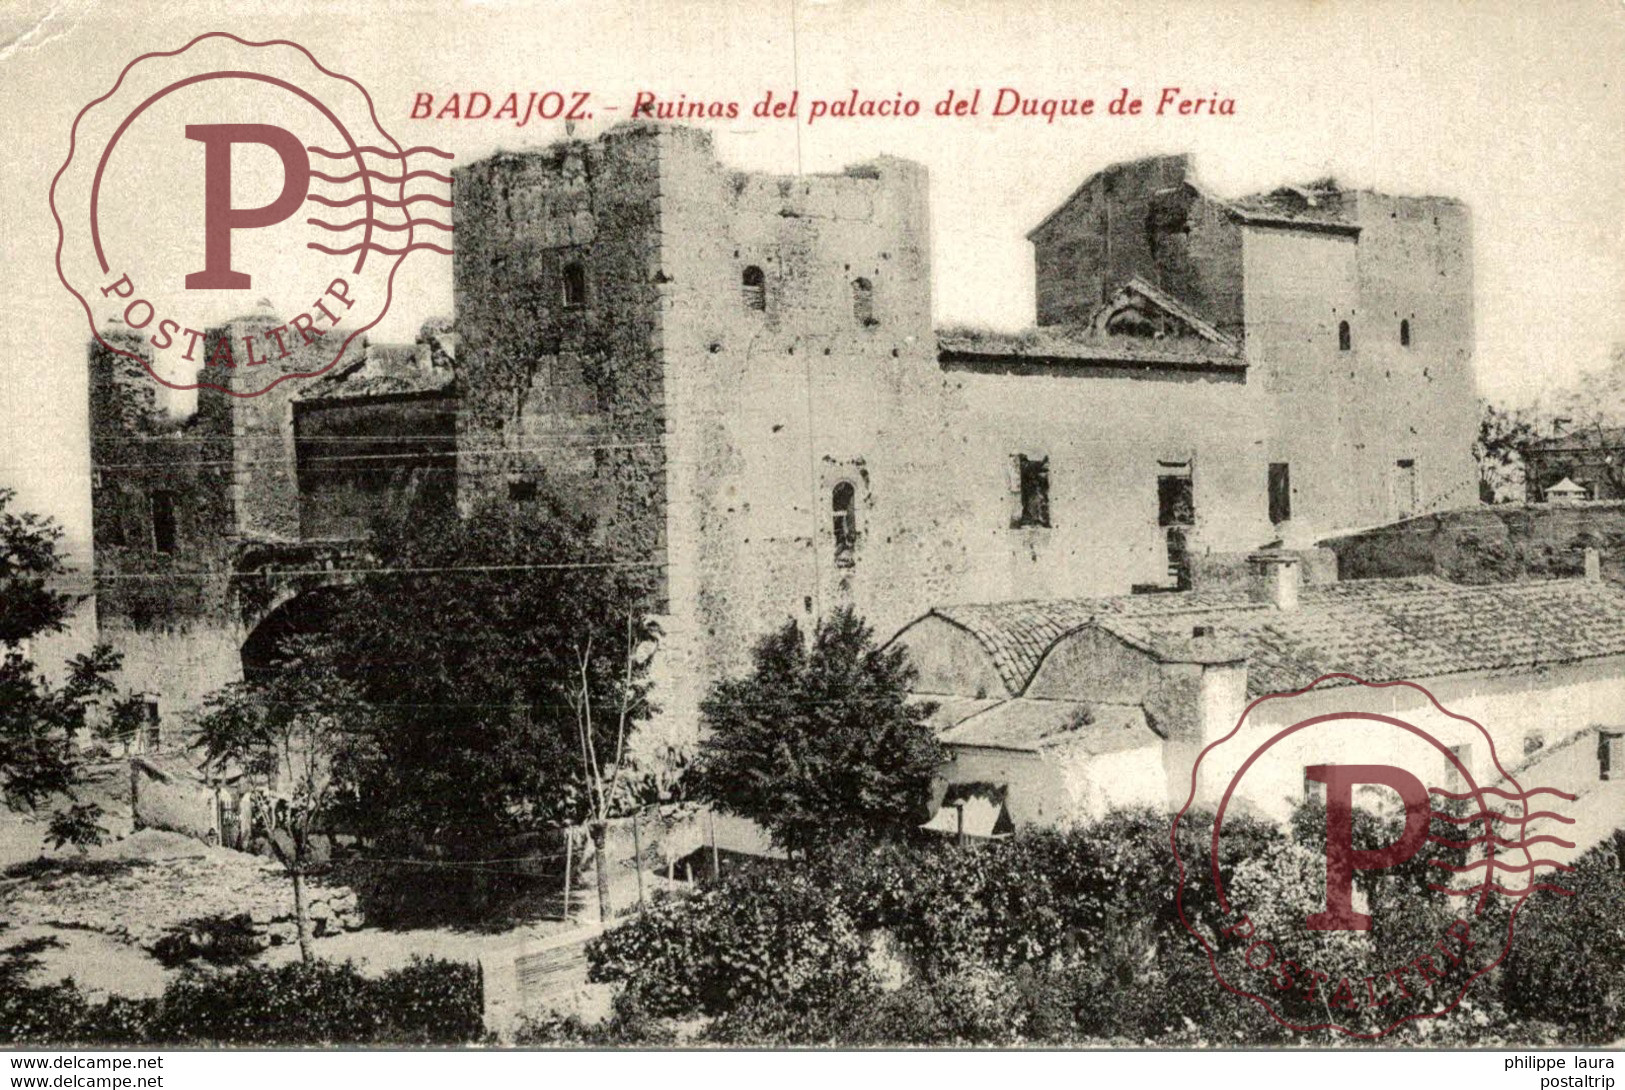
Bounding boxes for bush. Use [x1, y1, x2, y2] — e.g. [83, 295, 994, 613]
[513, 990, 678, 1046]
[0, 951, 484, 1046]
[706, 968, 1025, 1046]
[370, 957, 488, 1044]
[1500, 844, 1625, 1044]
[150, 914, 263, 969]
[153, 958, 484, 1045]
[587, 863, 871, 1018]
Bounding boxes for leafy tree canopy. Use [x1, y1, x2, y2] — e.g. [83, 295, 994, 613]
[309, 495, 660, 852]
[692, 607, 944, 855]
[1, 488, 136, 817]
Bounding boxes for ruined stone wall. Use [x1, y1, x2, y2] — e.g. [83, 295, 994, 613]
[654, 127, 960, 711]
[1240, 225, 1362, 539]
[1348, 193, 1478, 521]
[651, 131, 1272, 731]
[1146, 189, 1246, 336]
[1321, 502, 1625, 585]
[1031, 155, 1186, 324]
[1240, 198, 1476, 538]
[935, 362, 1269, 599]
[88, 329, 243, 724]
[1029, 155, 1244, 334]
[293, 393, 457, 540]
[450, 130, 668, 594]
[88, 311, 352, 724]
[196, 313, 317, 543]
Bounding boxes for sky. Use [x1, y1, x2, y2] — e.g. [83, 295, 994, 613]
[2, 0, 1622, 552]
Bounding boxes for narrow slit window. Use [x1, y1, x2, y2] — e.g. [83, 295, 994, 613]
[562, 262, 586, 308]
[1400, 318, 1411, 347]
[1268, 463, 1292, 524]
[141, 699, 161, 752]
[741, 266, 766, 311]
[1338, 320, 1352, 351]
[832, 481, 857, 563]
[151, 491, 177, 554]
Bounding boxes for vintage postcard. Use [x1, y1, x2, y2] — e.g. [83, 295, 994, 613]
[1, 0, 1622, 1063]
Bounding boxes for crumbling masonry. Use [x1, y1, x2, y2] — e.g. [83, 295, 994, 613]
[87, 123, 1478, 754]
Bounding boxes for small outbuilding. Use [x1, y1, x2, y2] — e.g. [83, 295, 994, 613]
[1543, 477, 1589, 505]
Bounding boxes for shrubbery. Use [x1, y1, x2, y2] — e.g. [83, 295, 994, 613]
[0, 951, 484, 1046]
[574, 808, 1621, 1046]
[1501, 845, 1625, 1043]
[587, 866, 869, 1017]
[150, 914, 263, 969]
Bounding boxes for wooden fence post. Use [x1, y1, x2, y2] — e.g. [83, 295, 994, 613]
[708, 808, 721, 879]
[560, 827, 574, 922]
[631, 809, 646, 908]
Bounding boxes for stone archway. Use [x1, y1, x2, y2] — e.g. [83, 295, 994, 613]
[239, 586, 352, 681]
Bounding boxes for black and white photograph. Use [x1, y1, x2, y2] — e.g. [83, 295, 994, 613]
[1, 0, 1622, 1066]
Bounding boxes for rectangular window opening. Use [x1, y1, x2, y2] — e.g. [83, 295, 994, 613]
[150, 491, 177, 554]
[1447, 743, 1473, 787]
[1013, 455, 1051, 528]
[1601, 730, 1623, 782]
[508, 480, 539, 503]
[1158, 473, 1194, 528]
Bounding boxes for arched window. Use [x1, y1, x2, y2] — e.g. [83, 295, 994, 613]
[832, 481, 857, 563]
[851, 277, 875, 326]
[1400, 318, 1411, 347]
[741, 266, 766, 311]
[1338, 320, 1351, 351]
[561, 263, 586, 308]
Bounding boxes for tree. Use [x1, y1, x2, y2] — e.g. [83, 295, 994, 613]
[1, 488, 134, 840]
[193, 637, 368, 963]
[321, 494, 660, 895]
[568, 611, 656, 921]
[692, 607, 945, 855]
[1475, 400, 1541, 504]
[1500, 843, 1625, 1043]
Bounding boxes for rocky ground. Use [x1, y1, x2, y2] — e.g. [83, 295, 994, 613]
[2, 829, 362, 954]
[1, 809, 596, 1036]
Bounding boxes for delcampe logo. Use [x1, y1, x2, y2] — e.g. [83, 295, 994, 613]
[1173, 675, 1576, 1039]
[51, 31, 453, 398]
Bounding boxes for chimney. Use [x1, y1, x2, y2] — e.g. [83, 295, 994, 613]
[1247, 552, 1301, 610]
[1585, 547, 1602, 582]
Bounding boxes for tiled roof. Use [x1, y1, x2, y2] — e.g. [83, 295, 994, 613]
[932, 598, 1106, 694]
[930, 577, 1625, 699]
[939, 699, 1152, 754]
